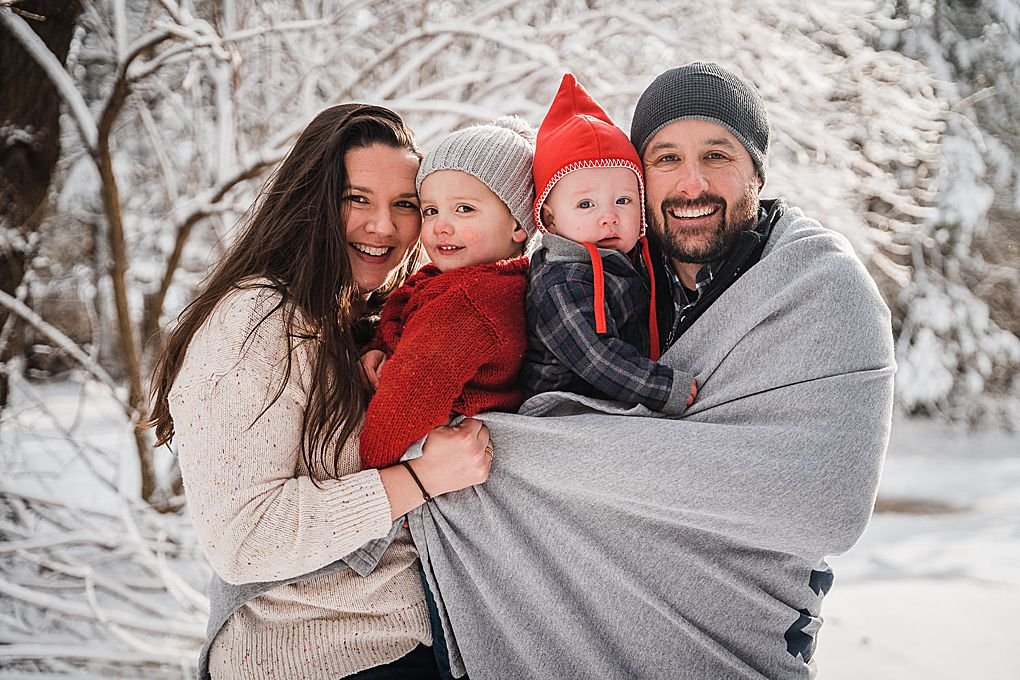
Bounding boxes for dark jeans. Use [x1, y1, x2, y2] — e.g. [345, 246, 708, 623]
[345, 644, 441, 680]
[421, 568, 459, 680]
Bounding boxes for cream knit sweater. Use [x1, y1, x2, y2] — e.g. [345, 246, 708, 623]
[169, 283, 431, 679]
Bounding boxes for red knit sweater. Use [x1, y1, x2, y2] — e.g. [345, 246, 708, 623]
[359, 257, 529, 469]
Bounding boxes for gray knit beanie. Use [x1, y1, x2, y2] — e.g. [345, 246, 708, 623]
[416, 116, 537, 236]
[630, 62, 769, 185]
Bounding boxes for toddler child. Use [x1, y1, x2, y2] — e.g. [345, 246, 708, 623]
[520, 74, 696, 414]
[359, 117, 535, 469]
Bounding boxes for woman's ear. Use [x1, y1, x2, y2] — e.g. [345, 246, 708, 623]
[512, 223, 528, 244]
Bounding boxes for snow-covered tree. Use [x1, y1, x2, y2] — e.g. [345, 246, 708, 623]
[0, 0, 81, 410]
[880, 0, 1020, 424]
[1, 0, 1014, 509]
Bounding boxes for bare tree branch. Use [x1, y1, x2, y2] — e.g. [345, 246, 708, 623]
[142, 146, 289, 347]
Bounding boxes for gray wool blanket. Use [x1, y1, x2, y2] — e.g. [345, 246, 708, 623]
[408, 205, 895, 680]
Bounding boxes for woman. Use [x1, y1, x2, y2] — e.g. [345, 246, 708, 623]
[148, 104, 491, 679]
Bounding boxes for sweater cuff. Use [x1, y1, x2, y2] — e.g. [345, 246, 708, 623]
[363, 338, 386, 355]
[320, 469, 394, 547]
[661, 372, 697, 416]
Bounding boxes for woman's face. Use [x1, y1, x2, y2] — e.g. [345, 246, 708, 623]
[343, 144, 422, 293]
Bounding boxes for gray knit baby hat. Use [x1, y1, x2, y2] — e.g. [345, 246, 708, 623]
[630, 62, 769, 185]
[416, 115, 538, 236]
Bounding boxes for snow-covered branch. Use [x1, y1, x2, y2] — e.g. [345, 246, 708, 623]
[0, 7, 98, 152]
[143, 145, 290, 339]
[0, 472, 209, 676]
[223, 18, 329, 43]
[0, 290, 129, 415]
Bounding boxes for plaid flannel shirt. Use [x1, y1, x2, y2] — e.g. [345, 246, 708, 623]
[521, 234, 687, 414]
[664, 258, 718, 347]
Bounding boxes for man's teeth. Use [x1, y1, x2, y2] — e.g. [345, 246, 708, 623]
[352, 243, 389, 256]
[669, 206, 717, 219]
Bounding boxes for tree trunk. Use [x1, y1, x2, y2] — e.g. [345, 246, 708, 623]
[94, 68, 160, 503]
[95, 140, 157, 502]
[0, 1, 82, 409]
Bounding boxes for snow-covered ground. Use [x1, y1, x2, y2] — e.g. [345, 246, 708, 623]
[1, 377, 1018, 677]
[815, 417, 1020, 680]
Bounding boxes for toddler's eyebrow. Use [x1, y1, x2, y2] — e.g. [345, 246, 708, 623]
[562, 186, 637, 196]
[439, 194, 480, 202]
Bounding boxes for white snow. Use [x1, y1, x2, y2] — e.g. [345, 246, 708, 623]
[815, 416, 1020, 679]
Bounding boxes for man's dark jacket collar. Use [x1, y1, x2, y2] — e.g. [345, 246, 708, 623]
[649, 198, 787, 349]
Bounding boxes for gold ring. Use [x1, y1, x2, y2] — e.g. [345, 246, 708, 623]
[484, 442, 494, 460]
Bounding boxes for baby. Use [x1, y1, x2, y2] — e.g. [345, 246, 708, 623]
[359, 117, 535, 469]
[521, 74, 696, 414]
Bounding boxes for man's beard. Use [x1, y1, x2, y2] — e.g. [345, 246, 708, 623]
[649, 182, 759, 264]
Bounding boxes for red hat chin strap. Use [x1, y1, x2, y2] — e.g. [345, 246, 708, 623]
[582, 243, 608, 334]
[638, 236, 661, 361]
[583, 238, 661, 362]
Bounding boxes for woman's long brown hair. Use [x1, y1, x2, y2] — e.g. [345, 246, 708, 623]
[147, 104, 422, 477]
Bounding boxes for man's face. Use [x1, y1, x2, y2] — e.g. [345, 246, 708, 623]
[641, 119, 761, 265]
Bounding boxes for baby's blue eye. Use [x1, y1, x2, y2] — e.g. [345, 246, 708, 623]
[578, 200, 594, 209]
[616, 197, 632, 205]
[422, 207, 438, 217]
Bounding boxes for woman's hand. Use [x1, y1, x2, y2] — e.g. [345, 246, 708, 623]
[413, 417, 492, 496]
[378, 417, 492, 520]
[381, 417, 495, 517]
[359, 350, 386, 390]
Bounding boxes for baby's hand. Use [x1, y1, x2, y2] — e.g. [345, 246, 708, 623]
[360, 350, 386, 391]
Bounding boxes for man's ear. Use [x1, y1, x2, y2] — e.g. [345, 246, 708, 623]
[756, 172, 765, 193]
[512, 223, 528, 244]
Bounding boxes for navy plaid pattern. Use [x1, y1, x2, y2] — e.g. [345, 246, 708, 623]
[521, 243, 675, 411]
[664, 257, 717, 347]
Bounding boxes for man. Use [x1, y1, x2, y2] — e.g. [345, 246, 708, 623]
[632, 62, 780, 350]
[425, 63, 894, 680]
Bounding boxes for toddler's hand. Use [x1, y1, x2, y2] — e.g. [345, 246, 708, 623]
[360, 350, 386, 390]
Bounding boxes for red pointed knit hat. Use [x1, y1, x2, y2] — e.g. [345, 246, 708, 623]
[533, 73, 646, 234]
